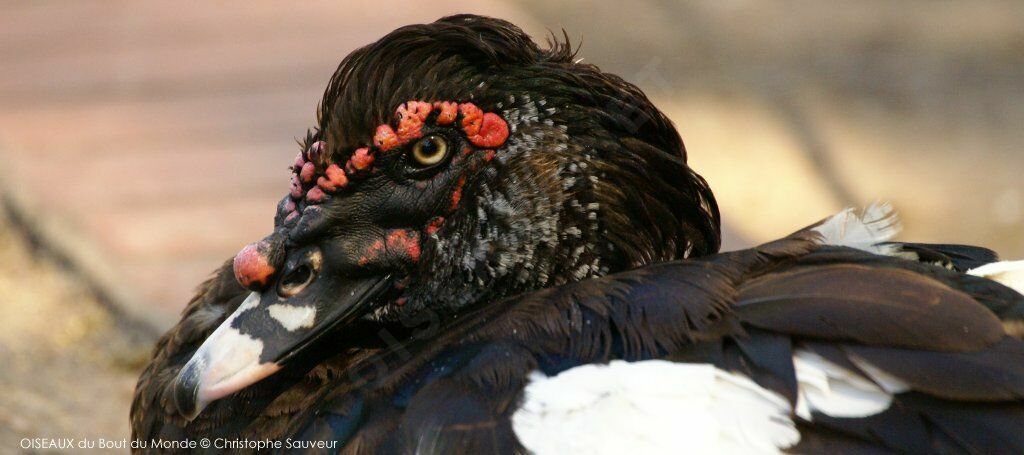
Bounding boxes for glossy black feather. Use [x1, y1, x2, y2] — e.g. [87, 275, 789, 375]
[735, 263, 1005, 351]
[802, 393, 1024, 455]
[847, 338, 1024, 401]
[898, 393, 1024, 454]
[733, 328, 799, 405]
[787, 246, 1024, 336]
[886, 242, 1000, 271]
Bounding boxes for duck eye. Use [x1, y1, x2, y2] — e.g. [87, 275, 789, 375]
[277, 264, 314, 297]
[410, 135, 448, 167]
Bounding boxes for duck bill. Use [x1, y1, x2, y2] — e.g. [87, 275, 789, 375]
[170, 276, 391, 420]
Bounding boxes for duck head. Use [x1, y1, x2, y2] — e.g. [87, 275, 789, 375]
[170, 14, 720, 419]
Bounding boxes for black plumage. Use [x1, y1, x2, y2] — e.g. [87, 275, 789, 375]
[885, 242, 999, 271]
[131, 14, 1024, 453]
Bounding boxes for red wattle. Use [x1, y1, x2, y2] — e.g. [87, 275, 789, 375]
[468, 112, 509, 148]
[233, 242, 275, 289]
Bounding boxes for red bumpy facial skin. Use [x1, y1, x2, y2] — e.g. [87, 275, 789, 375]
[233, 241, 276, 289]
[318, 164, 348, 191]
[387, 229, 421, 263]
[358, 239, 385, 266]
[299, 162, 316, 183]
[434, 101, 458, 125]
[470, 113, 510, 148]
[347, 147, 374, 172]
[374, 125, 400, 151]
[306, 186, 325, 204]
[395, 101, 433, 143]
[368, 100, 510, 157]
[282, 100, 509, 230]
[425, 216, 445, 236]
[455, 103, 509, 148]
[357, 229, 422, 267]
[459, 103, 484, 137]
[449, 176, 467, 212]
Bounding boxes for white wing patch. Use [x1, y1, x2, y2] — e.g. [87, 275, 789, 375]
[812, 203, 901, 255]
[793, 349, 906, 420]
[267, 304, 316, 331]
[969, 260, 1024, 295]
[512, 351, 905, 454]
[511, 360, 800, 454]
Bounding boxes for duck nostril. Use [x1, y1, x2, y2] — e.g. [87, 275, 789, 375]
[277, 264, 315, 297]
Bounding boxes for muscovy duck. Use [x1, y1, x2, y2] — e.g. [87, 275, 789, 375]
[131, 14, 1024, 453]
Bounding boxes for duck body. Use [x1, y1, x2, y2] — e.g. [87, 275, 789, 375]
[133, 211, 1024, 453]
[130, 14, 1024, 453]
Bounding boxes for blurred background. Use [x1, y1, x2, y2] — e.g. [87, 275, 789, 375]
[1, 0, 1022, 446]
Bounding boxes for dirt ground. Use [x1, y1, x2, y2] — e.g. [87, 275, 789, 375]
[0, 208, 152, 451]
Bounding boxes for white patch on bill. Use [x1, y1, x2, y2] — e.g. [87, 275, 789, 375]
[181, 292, 281, 410]
[201, 326, 267, 389]
[189, 293, 267, 392]
[267, 304, 317, 331]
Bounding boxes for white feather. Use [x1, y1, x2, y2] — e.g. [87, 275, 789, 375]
[511, 360, 799, 454]
[968, 260, 1024, 295]
[812, 203, 901, 255]
[793, 350, 905, 421]
[512, 351, 905, 453]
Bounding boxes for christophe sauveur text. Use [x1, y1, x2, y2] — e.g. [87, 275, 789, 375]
[20, 437, 338, 450]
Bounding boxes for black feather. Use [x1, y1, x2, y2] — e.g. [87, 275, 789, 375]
[886, 242, 1000, 271]
[846, 338, 1024, 401]
[736, 264, 1005, 351]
